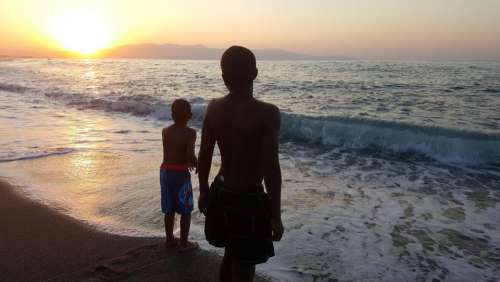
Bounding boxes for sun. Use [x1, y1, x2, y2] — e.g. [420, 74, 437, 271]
[48, 11, 112, 55]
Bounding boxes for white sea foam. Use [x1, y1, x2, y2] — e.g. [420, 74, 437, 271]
[280, 113, 500, 165]
[0, 147, 75, 163]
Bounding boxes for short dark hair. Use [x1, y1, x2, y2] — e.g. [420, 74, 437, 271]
[171, 99, 192, 123]
[220, 46, 257, 87]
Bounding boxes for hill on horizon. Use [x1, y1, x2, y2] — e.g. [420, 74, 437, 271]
[1, 43, 351, 60]
[99, 43, 351, 60]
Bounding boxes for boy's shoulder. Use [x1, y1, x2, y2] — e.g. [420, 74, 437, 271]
[162, 125, 195, 141]
[170, 124, 196, 135]
[254, 98, 279, 112]
[207, 96, 277, 111]
[186, 126, 197, 137]
[162, 124, 173, 133]
[162, 124, 179, 136]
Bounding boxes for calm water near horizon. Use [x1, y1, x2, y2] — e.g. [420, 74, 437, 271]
[1, 58, 499, 281]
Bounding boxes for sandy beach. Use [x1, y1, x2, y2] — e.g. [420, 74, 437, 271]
[0, 179, 270, 281]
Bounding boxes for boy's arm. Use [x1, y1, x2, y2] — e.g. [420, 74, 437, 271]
[198, 102, 216, 213]
[186, 129, 197, 169]
[261, 105, 283, 241]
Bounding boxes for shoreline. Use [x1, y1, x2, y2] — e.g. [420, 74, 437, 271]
[0, 179, 270, 281]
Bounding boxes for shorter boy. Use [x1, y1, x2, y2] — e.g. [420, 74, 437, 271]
[160, 99, 198, 252]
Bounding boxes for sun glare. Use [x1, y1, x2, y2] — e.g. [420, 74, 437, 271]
[48, 11, 112, 55]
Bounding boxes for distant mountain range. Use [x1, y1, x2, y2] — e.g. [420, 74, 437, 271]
[1, 43, 351, 60]
[99, 43, 351, 60]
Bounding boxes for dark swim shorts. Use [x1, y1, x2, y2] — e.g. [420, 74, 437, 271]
[160, 169, 193, 214]
[204, 177, 275, 264]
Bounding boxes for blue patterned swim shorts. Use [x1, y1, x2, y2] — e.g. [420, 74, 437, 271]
[160, 169, 194, 214]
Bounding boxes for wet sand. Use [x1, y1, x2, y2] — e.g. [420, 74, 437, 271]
[0, 179, 270, 281]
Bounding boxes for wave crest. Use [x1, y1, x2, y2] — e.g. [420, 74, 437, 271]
[281, 113, 500, 165]
[0, 148, 75, 163]
[0, 82, 29, 93]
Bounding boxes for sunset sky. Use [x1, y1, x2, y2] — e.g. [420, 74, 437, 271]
[1, 0, 499, 60]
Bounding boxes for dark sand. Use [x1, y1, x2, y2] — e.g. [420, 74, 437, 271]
[0, 180, 271, 281]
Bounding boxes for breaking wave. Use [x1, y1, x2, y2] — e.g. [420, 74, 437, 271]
[0, 148, 76, 163]
[280, 113, 500, 165]
[2, 82, 499, 165]
[0, 82, 29, 93]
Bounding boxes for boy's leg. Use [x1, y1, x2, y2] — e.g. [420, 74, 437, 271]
[221, 248, 255, 282]
[231, 256, 255, 282]
[178, 172, 197, 251]
[220, 248, 232, 282]
[161, 169, 177, 247]
[179, 213, 199, 250]
[164, 212, 176, 245]
[180, 213, 191, 244]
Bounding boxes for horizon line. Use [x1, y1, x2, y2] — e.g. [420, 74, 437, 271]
[1, 42, 500, 62]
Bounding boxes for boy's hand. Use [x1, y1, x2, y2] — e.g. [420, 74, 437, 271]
[189, 165, 197, 174]
[271, 217, 284, 241]
[189, 158, 198, 174]
[198, 191, 208, 215]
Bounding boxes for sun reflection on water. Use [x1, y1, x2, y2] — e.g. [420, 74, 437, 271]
[53, 112, 118, 222]
[0, 94, 163, 235]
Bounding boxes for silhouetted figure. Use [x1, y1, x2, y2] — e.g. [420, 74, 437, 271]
[198, 46, 283, 282]
[160, 99, 199, 252]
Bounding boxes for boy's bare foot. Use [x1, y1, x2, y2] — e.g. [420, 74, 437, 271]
[165, 238, 179, 249]
[178, 241, 199, 253]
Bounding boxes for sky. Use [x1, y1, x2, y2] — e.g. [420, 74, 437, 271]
[1, 0, 499, 60]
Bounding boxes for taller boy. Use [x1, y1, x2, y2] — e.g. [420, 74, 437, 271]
[198, 46, 284, 282]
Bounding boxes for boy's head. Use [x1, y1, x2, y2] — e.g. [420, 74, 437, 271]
[171, 99, 192, 124]
[221, 46, 258, 91]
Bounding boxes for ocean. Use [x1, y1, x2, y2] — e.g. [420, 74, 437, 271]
[1, 58, 499, 281]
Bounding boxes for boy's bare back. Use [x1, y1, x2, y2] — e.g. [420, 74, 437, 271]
[202, 95, 280, 190]
[162, 124, 197, 166]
